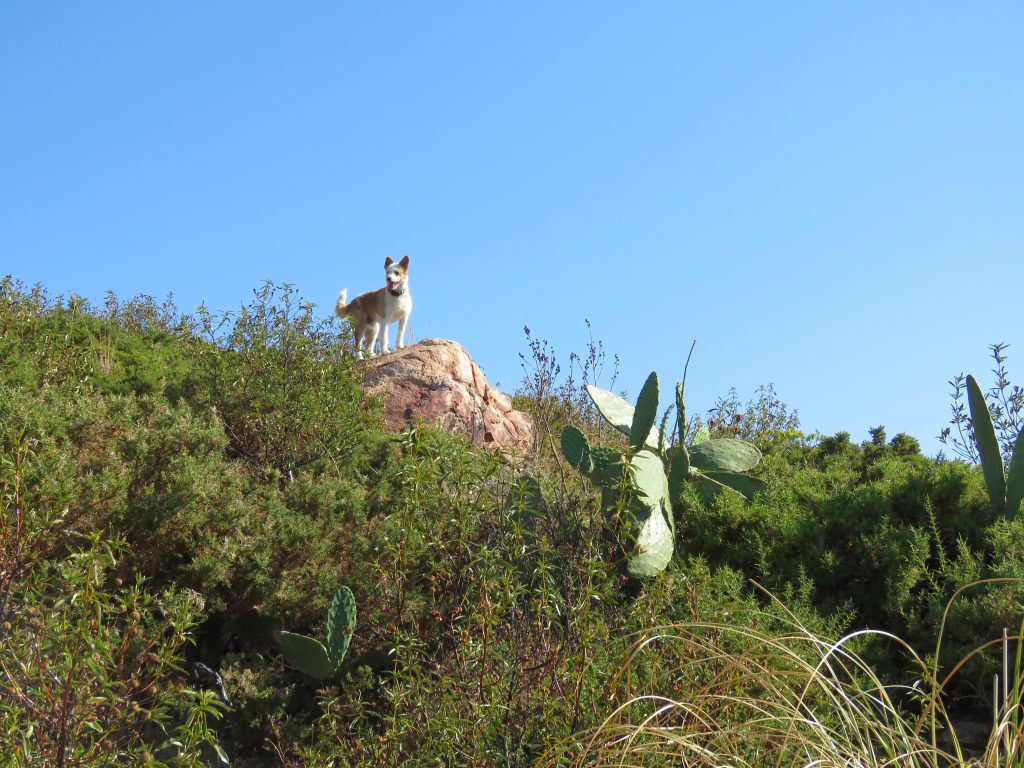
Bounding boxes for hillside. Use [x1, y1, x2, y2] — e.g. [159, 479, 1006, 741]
[1, 276, 1021, 767]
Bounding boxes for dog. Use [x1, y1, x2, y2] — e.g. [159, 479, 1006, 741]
[335, 255, 412, 359]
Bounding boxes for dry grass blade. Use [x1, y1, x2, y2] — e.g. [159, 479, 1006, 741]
[540, 582, 1024, 768]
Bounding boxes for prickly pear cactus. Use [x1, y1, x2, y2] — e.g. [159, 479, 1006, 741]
[276, 586, 357, 679]
[561, 366, 766, 579]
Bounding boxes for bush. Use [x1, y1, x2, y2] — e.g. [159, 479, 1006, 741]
[3, 276, 1021, 766]
[0, 435, 226, 766]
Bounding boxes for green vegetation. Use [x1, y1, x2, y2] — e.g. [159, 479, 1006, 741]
[559, 365, 764, 578]
[964, 373, 1024, 517]
[275, 587, 357, 679]
[1, 275, 1022, 766]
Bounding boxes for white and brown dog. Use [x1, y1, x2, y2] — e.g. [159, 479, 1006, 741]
[335, 256, 412, 359]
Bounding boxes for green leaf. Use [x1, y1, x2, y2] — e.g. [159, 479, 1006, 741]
[506, 474, 544, 533]
[1006, 428, 1024, 517]
[585, 384, 659, 448]
[657, 405, 674, 456]
[691, 424, 710, 445]
[560, 425, 593, 475]
[275, 632, 336, 679]
[326, 587, 357, 667]
[630, 372, 659, 451]
[967, 374, 1007, 511]
[675, 382, 687, 443]
[701, 470, 766, 501]
[689, 438, 761, 473]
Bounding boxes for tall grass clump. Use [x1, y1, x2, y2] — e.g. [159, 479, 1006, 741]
[541, 582, 1023, 768]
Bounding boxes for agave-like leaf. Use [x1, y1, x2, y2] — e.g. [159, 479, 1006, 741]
[585, 385, 659, 448]
[658, 405, 674, 456]
[276, 631, 336, 679]
[675, 382, 687, 444]
[967, 375, 1007, 512]
[689, 438, 761, 473]
[560, 425, 593, 476]
[630, 372, 659, 451]
[326, 587, 357, 667]
[701, 470, 766, 501]
[1005, 428, 1024, 517]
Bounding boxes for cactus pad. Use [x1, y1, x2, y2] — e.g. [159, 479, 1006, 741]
[275, 632, 336, 679]
[326, 587, 357, 667]
[630, 372, 659, 451]
[689, 438, 761, 473]
[560, 425, 593, 475]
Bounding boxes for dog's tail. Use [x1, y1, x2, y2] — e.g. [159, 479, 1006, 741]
[335, 289, 348, 317]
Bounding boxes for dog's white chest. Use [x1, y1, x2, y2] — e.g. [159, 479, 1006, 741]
[385, 290, 412, 322]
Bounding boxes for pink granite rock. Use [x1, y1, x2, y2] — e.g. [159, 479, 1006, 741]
[360, 339, 533, 452]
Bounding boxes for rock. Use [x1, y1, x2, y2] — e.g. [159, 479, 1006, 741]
[360, 339, 534, 452]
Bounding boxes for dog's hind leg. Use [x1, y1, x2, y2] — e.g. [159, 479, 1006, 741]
[350, 320, 366, 360]
[365, 323, 381, 358]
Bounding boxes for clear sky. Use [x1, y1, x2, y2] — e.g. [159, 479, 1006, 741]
[3, 3, 1021, 455]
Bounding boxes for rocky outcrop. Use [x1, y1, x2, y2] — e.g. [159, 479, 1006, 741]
[360, 339, 533, 452]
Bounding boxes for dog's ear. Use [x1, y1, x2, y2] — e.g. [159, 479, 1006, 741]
[399, 255, 410, 269]
[384, 256, 395, 268]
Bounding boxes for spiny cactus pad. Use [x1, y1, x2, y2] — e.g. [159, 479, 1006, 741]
[688, 438, 761, 473]
[630, 372, 659, 451]
[326, 587, 357, 667]
[275, 632, 336, 679]
[625, 450, 674, 578]
[561, 425, 593, 475]
[585, 384, 659, 449]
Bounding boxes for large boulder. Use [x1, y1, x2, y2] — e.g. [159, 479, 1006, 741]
[360, 339, 533, 452]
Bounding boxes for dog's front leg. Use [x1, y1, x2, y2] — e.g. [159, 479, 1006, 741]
[396, 317, 407, 349]
[380, 324, 391, 355]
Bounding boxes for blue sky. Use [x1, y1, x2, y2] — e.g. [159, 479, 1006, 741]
[3, 3, 1021, 455]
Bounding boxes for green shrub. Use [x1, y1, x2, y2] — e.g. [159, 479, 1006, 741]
[3, 276, 1021, 765]
[0, 438, 226, 765]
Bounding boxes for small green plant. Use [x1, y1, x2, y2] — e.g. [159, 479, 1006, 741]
[275, 586, 357, 679]
[560, 359, 763, 578]
[965, 373, 1024, 516]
